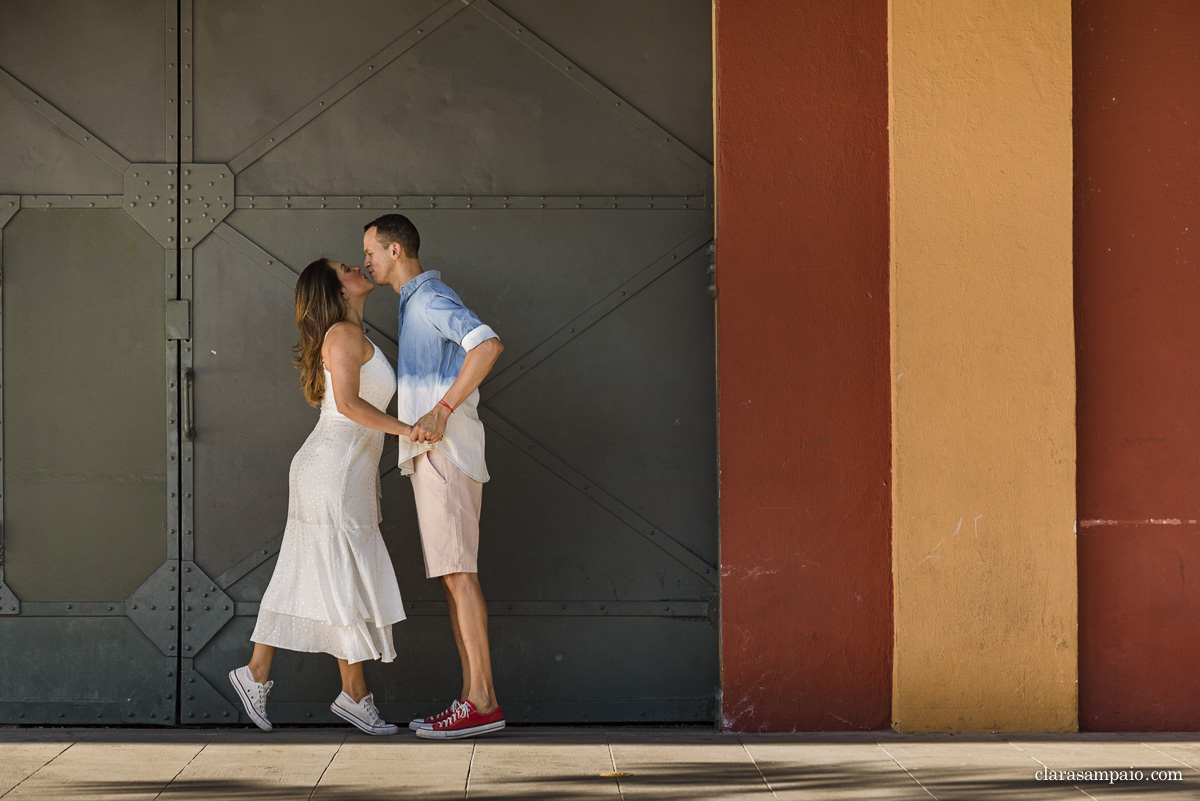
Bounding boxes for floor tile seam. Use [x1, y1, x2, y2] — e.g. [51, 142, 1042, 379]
[151, 736, 215, 801]
[738, 737, 780, 799]
[1135, 742, 1200, 777]
[606, 734, 626, 801]
[0, 740, 75, 800]
[306, 732, 348, 801]
[463, 738, 477, 799]
[872, 742, 939, 801]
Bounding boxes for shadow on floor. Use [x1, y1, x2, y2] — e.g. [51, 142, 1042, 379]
[64, 760, 1199, 801]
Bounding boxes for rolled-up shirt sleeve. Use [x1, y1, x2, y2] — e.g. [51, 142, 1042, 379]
[461, 324, 498, 352]
[424, 291, 499, 350]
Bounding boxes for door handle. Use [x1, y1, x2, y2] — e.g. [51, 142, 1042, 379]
[182, 368, 196, 442]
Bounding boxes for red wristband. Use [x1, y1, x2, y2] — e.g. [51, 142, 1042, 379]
[438, 400, 455, 414]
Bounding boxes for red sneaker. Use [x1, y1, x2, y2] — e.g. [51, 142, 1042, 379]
[408, 699, 462, 731]
[414, 700, 505, 740]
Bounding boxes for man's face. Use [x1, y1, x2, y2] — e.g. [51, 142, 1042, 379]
[363, 227, 399, 284]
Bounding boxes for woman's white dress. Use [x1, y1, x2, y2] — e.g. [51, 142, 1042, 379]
[251, 338, 405, 663]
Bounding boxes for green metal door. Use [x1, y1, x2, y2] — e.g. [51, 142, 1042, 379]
[0, 0, 715, 726]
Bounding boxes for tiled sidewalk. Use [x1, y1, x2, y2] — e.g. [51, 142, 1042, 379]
[2, 727, 1200, 800]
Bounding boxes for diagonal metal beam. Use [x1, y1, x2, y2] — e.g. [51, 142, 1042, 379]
[481, 226, 713, 401]
[0, 66, 131, 173]
[472, 0, 712, 176]
[212, 222, 398, 352]
[227, 0, 473, 175]
[0, 196, 18, 228]
[480, 408, 717, 586]
[213, 533, 283, 591]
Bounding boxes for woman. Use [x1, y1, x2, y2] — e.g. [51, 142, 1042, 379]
[228, 257, 413, 735]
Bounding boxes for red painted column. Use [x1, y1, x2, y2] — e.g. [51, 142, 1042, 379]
[1075, 1, 1200, 730]
[715, 0, 891, 731]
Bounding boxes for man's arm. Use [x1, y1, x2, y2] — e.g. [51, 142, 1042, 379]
[409, 337, 503, 443]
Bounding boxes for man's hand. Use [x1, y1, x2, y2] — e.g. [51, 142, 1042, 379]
[409, 404, 450, 443]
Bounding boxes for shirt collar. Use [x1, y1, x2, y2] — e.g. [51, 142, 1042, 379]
[398, 270, 440, 307]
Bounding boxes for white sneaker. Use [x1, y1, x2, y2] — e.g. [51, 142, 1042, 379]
[228, 666, 273, 731]
[331, 692, 399, 735]
[409, 699, 462, 731]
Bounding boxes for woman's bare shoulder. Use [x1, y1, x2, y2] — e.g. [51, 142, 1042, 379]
[324, 320, 365, 341]
[322, 322, 371, 364]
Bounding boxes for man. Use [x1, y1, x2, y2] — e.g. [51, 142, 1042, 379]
[363, 214, 505, 739]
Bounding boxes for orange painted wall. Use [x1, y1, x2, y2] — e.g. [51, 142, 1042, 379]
[1075, 0, 1200, 730]
[889, 0, 1077, 732]
[715, 0, 892, 731]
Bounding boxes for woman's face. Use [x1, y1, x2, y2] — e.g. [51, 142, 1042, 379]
[331, 261, 373, 300]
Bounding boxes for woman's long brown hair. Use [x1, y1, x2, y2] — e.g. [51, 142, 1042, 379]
[292, 258, 345, 407]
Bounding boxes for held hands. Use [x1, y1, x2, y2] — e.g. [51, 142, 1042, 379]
[408, 404, 450, 444]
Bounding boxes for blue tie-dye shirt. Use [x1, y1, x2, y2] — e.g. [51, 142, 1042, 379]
[395, 271, 498, 482]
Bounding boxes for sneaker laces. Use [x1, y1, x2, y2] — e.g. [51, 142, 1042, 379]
[444, 701, 473, 726]
[360, 695, 384, 726]
[437, 699, 462, 721]
[253, 680, 273, 714]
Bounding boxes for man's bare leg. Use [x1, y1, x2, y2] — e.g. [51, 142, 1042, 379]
[441, 572, 497, 713]
[441, 578, 471, 702]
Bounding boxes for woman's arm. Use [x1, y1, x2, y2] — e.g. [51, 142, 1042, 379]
[323, 324, 411, 437]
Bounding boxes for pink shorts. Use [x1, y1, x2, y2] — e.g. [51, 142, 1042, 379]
[409, 450, 482, 578]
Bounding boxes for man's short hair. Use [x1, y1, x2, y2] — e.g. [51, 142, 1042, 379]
[365, 214, 420, 258]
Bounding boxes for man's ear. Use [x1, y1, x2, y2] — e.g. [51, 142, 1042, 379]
[391, 242, 403, 259]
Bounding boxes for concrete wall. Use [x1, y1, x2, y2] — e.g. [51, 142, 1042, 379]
[715, 0, 892, 731]
[1075, 0, 1200, 731]
[890, 0, 1078, 731]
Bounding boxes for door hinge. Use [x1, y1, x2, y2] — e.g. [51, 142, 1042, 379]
[167, 300, 191, 340]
